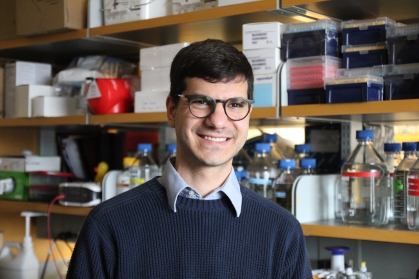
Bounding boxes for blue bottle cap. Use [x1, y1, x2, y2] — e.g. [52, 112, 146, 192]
[255, 143, 271, 153]
[278, 159, 296, 169]
[137, 143, 152, 152]
[235, 170, 247, 180]
[356, 130, 374, 140]
[325, 246, 350, 255]
[263, 133, 277, 143]
[295, 144, 311, 153]
[402, 142, 416, 151]
[300, 158, 316, 168]
[165, 143, 177, 152]
[384, 143, 402, 152]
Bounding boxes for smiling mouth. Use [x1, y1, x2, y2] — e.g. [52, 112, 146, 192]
[203, 136, 228, 142]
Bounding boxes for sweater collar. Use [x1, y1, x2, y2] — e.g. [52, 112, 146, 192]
[158, 157, 242, 217]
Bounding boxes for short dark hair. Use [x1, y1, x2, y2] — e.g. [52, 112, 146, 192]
[169, 39, 254, 105]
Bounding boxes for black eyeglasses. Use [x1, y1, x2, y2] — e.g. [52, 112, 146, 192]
[178, 94, 255, 121]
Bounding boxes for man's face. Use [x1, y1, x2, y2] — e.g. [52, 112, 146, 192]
[166, 77, 251, 169]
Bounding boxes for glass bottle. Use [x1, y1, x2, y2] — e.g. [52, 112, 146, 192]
[394, 142, 418, 227]
[274, 159, 296, 211]
[232, 148, 253, 173]
[129, 143, 160, 188]
[161, 143, 176, 172]
[294, 143, 311, 175]
[407, 157, 419, 231]
[384, 142, 402, 222]
[340, 130, 390, 226]
[299, 158, 316, 175]
[116, 157, 138, 195]
[247, 143, 278, 201]
[263, 133, 285, 165]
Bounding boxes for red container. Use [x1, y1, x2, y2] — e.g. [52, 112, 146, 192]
[87, 78, 133, 114]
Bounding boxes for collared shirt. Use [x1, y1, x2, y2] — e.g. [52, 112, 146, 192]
[158, 157, 242, 217]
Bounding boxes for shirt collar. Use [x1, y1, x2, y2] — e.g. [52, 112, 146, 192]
[158, 157, 242, 217]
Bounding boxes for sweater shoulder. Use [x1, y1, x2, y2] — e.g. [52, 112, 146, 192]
[87, 178, 165, 218]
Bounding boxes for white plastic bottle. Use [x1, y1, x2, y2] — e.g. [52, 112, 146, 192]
[130, 143, 160, 188]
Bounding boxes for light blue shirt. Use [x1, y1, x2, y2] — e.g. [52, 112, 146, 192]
[157, 157, 242, 217]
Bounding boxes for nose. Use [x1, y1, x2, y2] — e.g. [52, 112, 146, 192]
[204, 102, 228, 128]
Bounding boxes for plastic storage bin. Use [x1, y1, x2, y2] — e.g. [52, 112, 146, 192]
[281, 19, 341, 61]
[325, 67, 383, 103]
[342, 43, 388, 69]
[381, 63, 419, 100]
[287, 55, 341, 105]
[341, 17, 397, 45]
[386, 24, 419, 64]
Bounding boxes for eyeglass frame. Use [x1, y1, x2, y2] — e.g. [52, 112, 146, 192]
[177, 94, 255, 121]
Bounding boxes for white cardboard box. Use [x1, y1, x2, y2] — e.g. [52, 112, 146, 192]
[253, 70, 280, 107]
[103, 0, 170, 25]
[243, 48, 281, 75]
[242, 22, 282, 50]
[32, 96, 80, 117]
[4, 61, 52, 118]
[135, 91, 168, 112]
[0, 156, 61, 172]
[14, 85, 55, 118]
[140, 43, 190, 70]
[141, 68, 171, 91]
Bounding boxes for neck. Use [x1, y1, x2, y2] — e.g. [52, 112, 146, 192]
[175, 160, 232, 197]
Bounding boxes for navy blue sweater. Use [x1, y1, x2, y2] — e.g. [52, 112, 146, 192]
[67, 178, 312, 278]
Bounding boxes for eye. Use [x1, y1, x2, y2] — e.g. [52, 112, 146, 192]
[190, 96, 212, 107]
[227, 98, 246, 109]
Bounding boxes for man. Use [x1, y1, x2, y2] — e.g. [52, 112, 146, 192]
[66, 39, 312, 278]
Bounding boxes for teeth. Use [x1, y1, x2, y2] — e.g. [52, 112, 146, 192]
[204, 136, 227, 142]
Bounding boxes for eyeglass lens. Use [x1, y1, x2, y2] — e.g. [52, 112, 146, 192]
[188, 95, 251, 120]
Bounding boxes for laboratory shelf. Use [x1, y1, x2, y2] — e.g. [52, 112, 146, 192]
[281, 99, 419, 123]
[301, 219, 419, 245]
[0, 107, 278, 127]
[0, 200, 91, 216]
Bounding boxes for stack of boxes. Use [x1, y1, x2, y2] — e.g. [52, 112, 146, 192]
[324, 18, 397, 103]
[281, 19, 342, 105]
[135, 43, 189, 113]
[382, 23, 419, 100]
[242, 22, 283, 107]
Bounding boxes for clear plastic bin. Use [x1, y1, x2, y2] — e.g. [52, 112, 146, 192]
[381, 63, 419, 100]
[342, 43, 388, 69]
[386, 24, 419, 64]
[287, 56, 341, 90]
[325, 68, 383, 103]
[341, 17, 397, 45]
[281, 19, 341, 60]
[287, 55, 341, 105]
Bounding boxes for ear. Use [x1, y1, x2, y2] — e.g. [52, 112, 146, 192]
[166, 96, 176, 128]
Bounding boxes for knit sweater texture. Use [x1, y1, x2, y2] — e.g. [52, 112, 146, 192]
[66, 178, 312, 278]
